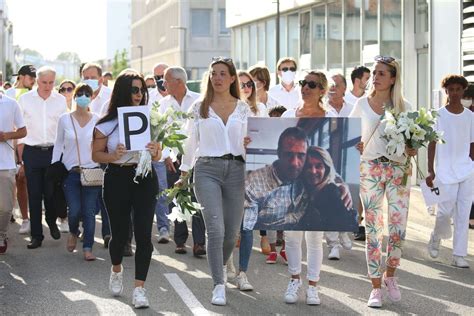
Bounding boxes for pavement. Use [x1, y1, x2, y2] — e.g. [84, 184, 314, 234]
[1, 187, 473, 315]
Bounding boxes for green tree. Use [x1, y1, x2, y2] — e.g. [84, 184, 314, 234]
[56, 51, 81, 64]
[112, 49, 129, 78]
[5, 60, 13, 82]
[22, 48, 43, 59]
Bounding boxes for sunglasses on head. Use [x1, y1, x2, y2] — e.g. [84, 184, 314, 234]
[76, 91, 91, 98]
[131, 86, 147, 95]
[59, 87, 74, 93]
[212, 56, 233, 63]
[374, 55, 395, 64]
[281, 67, 296, 72]
[240, 81, 254, 89]
[299, 80, 323, 90]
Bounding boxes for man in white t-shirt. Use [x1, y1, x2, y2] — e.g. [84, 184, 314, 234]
[81, 63, 112, 117]
[344, 66, 370, 107]
[160, 66, 204, 256]
[327, 74, 353, 117]
[426, 75, 474, 268]
[0, 95, 27, 254]
[268, 57, 301, 110]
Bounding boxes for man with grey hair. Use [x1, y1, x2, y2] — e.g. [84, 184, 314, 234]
[18, 66, 67, 249]
[148, 62, 169, 107]
[160, 66, 205, 256]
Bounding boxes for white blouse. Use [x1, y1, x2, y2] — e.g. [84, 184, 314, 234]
[180, 100, 250, 172]
[52, 113, 99, 171]
[248, 102, 268, 118]
[95, 118, 138, 164]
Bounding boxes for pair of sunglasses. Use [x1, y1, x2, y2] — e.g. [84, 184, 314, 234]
[59, 87, 74, 93]
[240, 81, 254, 89]
[374, 55, 395, 64]
[147, 85, 156, 89]
[131, 86, 147, 95]
[212, 56, 233, 63]
[76, 91, 91, 98]
[281, 67, 296, 72]
[299, 80, 323, 90]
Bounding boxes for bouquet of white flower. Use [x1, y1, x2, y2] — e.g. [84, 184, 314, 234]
[134, 101, 191, 182]
[382, 107, 444, 156]
[381, 107, 444, 185]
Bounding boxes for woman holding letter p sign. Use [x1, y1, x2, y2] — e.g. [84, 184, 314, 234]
[92, 69, 162, 309]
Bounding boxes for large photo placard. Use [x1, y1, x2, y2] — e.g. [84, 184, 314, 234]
[243, 117, 361, 232]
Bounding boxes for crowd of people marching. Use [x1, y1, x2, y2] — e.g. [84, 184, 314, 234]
[0, 55, 473, 309]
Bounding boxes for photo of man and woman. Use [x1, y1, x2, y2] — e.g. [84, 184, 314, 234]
[243, 117, 361, 231]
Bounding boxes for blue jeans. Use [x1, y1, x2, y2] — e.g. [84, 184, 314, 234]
[63, 172, 100, 251]
[239, 228, 253, 272]
[152, 161, 169, 232]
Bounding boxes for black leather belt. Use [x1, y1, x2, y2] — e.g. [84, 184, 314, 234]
[28, 145, 53, 151]
[217, 154, 245, 163]
[70, 166, 82, 173]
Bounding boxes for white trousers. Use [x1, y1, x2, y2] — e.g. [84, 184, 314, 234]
[433, 175, 474, 257]
[324, 231, 351, 248]
[285, 231, 323, 282]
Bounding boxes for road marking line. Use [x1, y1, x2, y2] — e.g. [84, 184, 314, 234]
[164, 273, 212, 316]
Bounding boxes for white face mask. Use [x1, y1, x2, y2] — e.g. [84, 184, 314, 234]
[461, 99, 472, 108]
[281, 71, 296, 85]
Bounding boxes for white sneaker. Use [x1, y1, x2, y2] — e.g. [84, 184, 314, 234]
[367, 288, 383, 308]
[339, 232, 352, 250]
[211, 284, 226, 305]
[328, 246, 340, 260]
[306, 285, 320, 305]
[452, 256, 470, 268]
[157, 228, 169, 244]
[284, 278, 301, 304]
[427, 232, 441, 258]
[132, 287, 149, 309]
[58, 219, 69, 233]
[109, 266, 123, 296]
[226, 254, 237, 281]
[19, 219, 30, 234]
[236, 271, 254, 291]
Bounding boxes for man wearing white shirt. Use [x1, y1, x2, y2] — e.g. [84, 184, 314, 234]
[327, 74, 354, 117]
[148, 63, 169, 107]
[268, 57, 301, 110]
[81, 63, 112, 116]
[0, 95, 27, 254]
[161, 66, 205, 256]
[18, 66, 67, 249]
[344, 66, 370, 242]
[344, 66, 370, 107]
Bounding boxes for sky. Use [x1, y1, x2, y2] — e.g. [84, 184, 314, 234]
[7, 0, 108, 62]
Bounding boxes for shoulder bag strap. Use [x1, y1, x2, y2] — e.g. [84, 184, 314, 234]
[69, 114, 82, 168]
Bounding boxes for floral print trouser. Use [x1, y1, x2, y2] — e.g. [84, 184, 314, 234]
[360, 159, 411, 278]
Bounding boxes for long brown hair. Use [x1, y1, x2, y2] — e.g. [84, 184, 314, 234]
[238, 71, 258, 115]
[200, 59, 240, 118]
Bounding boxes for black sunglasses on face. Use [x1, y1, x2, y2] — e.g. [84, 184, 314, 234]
[299, 80, 323, 89]
[147, 85, 156, 89]
[154, 75, 163, 81]
[76, 91, 92, 98]
[131, 86, 147, 95]
[281, 67, 296, 72]
[240, 81, 254, 89]
[374, 55, 395, 64]
[59, 87, 74, 93]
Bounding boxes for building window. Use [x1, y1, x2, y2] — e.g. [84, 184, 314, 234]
[242, 26, 250, 70]
[233, 28, 242, 69]
[288, 13, 299, 59]
[364, 0, 378, 46]
[380, 0, 401, 59]
[312, 5, 326, 69]
[300, 11, 310, 55]
[345, 0, 362, 67]
[266, 19, 276, 72]
[279, 15, 288, 59]
[250, 24, 257, 66]
[328, 1, 343, 70]
[257, 22, 265, 62]
[191, 9, 212, 37]
[219, 9, 230, 35]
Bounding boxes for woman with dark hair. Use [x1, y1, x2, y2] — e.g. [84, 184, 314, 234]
[92, 69, 162, 309]
[177, 57, 249, 305]
[52, 83, 99, 261]
[58, 80, 77, 111]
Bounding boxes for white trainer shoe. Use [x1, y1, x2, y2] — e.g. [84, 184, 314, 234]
[236, 271, 254, 291]
[328, 246, 340, 260]
[452, 256, 470, 268]
[19, 219, 30, 235]
[284, 278, 301, 304]
[367, 288, 383, 308]
[339, 232, 353, 250]
[211, 284, 226, 305]
[306, 285, 320, 305]
[58, 219, 69, 233]
[427, 232, 441, 258]
[109, 266, 123, 297]
[132, 287, 149, 309]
